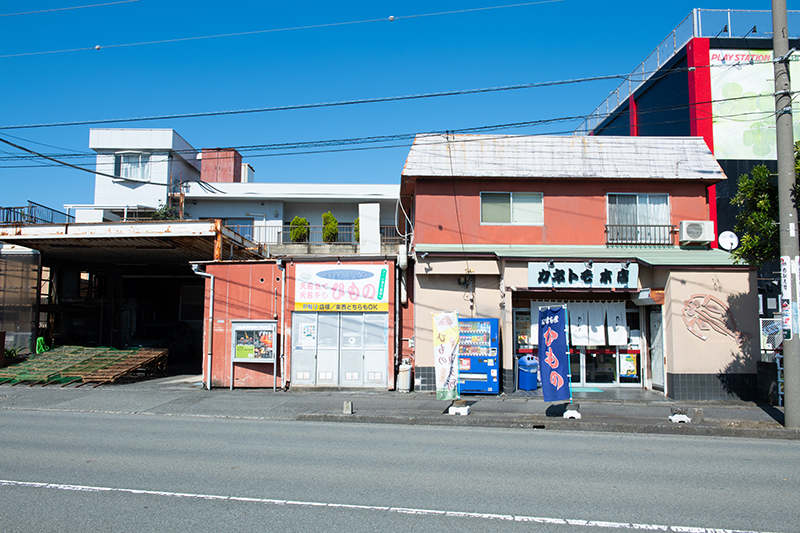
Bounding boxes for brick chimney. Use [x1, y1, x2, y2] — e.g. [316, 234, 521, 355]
[200, 148, 242, 183]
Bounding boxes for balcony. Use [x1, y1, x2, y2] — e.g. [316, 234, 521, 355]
[226, 224, 404, 254]
[605, 225, 675, 246]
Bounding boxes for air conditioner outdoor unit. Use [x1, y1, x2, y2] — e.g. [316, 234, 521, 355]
[678, 220, 715, 244]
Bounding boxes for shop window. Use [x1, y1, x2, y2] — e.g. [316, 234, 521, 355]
[481, 192, 543, 225]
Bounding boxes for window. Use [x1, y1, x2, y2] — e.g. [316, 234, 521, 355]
[481, 192, 543, 225]
[607, 193, 670, 244]
[114, 152, 151, 182]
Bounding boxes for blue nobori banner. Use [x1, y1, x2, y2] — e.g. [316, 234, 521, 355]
[538, 305, 571, 403]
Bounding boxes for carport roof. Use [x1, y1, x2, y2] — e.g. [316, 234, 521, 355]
[0, 220, 265, 265]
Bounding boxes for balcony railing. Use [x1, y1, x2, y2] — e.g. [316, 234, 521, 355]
[606, 225, 675, 246]
[0, 201, 74, 225]
[226, 224, 403, 246]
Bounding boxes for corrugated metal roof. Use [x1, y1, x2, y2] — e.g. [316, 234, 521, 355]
[401, 134, 725, 182]
[0, 220, 265, 265]
[414, 244, 745, 267]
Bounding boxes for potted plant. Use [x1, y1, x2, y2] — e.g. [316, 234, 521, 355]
[290, 216, 309, 243]
[322, 211, 338, 243]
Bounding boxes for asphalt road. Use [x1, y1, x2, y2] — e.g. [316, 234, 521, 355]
[1, 409, 798, 532]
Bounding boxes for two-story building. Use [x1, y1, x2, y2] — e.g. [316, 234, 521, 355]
[401, 134, 758, 401]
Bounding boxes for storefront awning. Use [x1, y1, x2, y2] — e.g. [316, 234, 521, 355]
[414, 244, 746, 268]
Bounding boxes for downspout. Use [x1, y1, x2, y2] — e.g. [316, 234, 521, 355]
[192, 264, 215, 390]
[277, 259, 287, 390]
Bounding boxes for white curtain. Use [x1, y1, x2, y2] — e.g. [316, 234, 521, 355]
[588, 303, 606, 345]
[641, 194, 669, 225]
[569, 302, 590, 346]
[605, 301, 628, 346]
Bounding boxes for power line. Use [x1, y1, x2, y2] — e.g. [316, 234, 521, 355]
[0, 1, 562, 59]
[0, 90, 785, 164]
[0, 0, 139, 18]
[0, 74, 623, 131]
[0, 58, 777, 132]
[0, 96, 790, 173]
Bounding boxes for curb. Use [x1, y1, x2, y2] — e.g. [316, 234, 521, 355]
[296, 413, 800, 440]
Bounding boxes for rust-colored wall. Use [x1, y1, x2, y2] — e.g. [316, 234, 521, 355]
[413, 178, 710, 245]
[203, 259, 399, 389]
[204, 262, 283, 388]
[201, 149, 242, 183]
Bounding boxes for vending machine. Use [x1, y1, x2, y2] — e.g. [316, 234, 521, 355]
[457, 317, 500, 394]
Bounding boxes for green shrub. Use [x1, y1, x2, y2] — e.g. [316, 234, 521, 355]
[290, 216, 309, 242]
[322, 212, 338, 243]
[151, 201, 181, 220]
[354, 217, 360, 243]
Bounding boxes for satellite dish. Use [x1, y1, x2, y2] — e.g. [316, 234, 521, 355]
[718, 231, 739, 252]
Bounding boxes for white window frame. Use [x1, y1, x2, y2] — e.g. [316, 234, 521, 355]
[113, 151, 152, 183]
[480, 191, 544, 226]
[606, 193, 670, 226]
[606, 193, 671, 244]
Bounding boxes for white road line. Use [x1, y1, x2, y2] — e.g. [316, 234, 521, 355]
[0, 479, 778, 533]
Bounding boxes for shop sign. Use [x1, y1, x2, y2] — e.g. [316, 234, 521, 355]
[527, 261, 638, 290]
[538, 305, 571, 402]
[295, 264, 389, 312]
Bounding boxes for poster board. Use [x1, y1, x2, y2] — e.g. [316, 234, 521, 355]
[231, 320, 278, 363]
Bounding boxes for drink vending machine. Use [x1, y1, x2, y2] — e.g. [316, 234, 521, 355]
[457, 318, 500, 394]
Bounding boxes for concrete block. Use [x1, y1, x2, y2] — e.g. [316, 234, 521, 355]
[448, 405, 470, 416]
[343, 401, 354, 415]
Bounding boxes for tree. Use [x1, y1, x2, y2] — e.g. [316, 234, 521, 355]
[354, 217, 360, 243]
[289, 216, 309, 243]
[322, 211, 338, 243]
[730, 141, 800, 266]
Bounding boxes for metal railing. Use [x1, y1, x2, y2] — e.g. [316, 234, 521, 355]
[575, 9, 800, 134]
[226, 224, 403, 246]
[605, 225, 675, 246]
[0, 201, 74, 225]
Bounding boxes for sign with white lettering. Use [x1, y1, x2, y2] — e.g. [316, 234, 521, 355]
[527, 262, 638, 290]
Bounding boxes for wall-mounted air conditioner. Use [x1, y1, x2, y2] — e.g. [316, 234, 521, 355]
[678, 220, 715, 244]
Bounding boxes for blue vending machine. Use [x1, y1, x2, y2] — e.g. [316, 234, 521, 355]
[457, 318, 500, 394]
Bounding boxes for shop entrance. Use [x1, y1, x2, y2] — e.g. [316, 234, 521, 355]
[291, 312, 388, 388]
[569, 346, 641, 387]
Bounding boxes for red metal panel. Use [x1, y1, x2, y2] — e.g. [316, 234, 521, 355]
[687, 37, 717, 248]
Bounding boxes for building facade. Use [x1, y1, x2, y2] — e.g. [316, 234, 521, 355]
[401, 134, 758, 400]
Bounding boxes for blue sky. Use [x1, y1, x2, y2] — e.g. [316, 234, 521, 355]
[0, 1, 780, 210]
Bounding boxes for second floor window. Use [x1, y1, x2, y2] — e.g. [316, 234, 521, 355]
[114, 153, 151, 182]
[481, 192, 543, 225]
[607, 193, 670, 244]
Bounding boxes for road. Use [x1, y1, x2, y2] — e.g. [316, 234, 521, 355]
[0, 409, 797, 532]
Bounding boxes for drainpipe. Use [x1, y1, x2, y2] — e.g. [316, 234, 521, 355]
[277, 259, 287, 390]
[192, 264, 215, 390]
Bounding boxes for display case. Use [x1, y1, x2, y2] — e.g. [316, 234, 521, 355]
[457, 318, 499, 394]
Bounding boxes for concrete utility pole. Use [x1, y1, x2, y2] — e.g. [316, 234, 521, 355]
[773, 0, 799, 429]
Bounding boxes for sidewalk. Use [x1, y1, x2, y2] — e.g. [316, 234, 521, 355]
[0, 375, 796, 440]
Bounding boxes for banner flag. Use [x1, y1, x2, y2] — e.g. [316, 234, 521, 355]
[538, 305, 571, 403]
[432, 311, 460, 401]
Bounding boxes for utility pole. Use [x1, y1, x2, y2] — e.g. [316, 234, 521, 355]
[772, 0, 799, 429]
